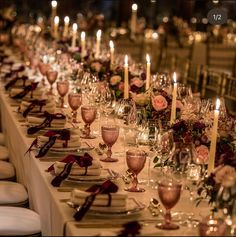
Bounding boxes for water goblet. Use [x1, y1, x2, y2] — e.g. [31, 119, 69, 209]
[38, 62, 50, 86]
[46, 70, 58, 95]
[156, 179, 182, 230]
[57, 81, 69, 108]
[124, 149, 147, 192]
[68, 92, 82, 123]
[80, 106, 97, 139]
[100, 125, 120, 162]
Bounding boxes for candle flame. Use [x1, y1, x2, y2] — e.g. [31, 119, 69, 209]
[173, 72, 177, 83]
[72, 23, 77, 32]
[124, 55, 128, 65]
[216, 98, 221, 110]
[146, 54, 150, 63]
[132, 3, 138, 11]
[81, 31, 85, 40]
[109, 40, 114, 49]
[96, 29, 102, 39]
[54, 16, 59, 25]
[64, 16, 69, 24]
[51, 0, 57, 8]
[43, 55, 48, 64]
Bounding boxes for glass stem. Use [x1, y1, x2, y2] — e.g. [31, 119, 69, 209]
[72, 110, 77, 123]
[107, 145, 112, 160]
[164, 209, 172, 225]
[60, 97, 64, 108]
[132, 174, 138, 190]
[84, 123, 91, 137]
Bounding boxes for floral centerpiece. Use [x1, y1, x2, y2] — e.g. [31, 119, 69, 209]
[196, 165, 236, 215]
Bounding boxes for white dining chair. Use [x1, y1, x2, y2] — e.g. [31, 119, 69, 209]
[0, 181, 28, 207]
[0, 206, 41, 236]
[0, 161, 15, 181]
[0, 145, 9, 161]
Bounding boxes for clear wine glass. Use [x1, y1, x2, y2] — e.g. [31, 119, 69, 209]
[46, 70, 58, 95]
[57, 81, 69, 108]
[68, 92, 82, 123]
[124, 149, 147, 192]
[156, 179, 182, 230]
[80, 106, 97, 139]
[100, 125, 120, 162]
[155, 130, 174, 173]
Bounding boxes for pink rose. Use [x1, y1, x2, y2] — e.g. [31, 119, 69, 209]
[213, 165, 236, 187]
[91, 62, 102, 72]
[130, 77, 144, 88]
[195, 145, 209, 164]
[152, 95, 168, 111]
[176, 100, 184, 111]
[110, 75, 121, 86]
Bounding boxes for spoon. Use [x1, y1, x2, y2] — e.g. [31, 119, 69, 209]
[148, 198, 163, 216]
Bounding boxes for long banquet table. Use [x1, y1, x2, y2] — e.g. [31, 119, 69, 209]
[0, 48, 210, 236]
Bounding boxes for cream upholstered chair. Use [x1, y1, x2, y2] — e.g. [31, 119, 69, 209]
[0, 181, 28, 207]
[0, 161, 15, 181]
[0, 145, 9, 161]
[201, 67, 224, 98]
[221, 74, 236, 113]
[0, 206, 41, 236]
[0, 133, 5, 145]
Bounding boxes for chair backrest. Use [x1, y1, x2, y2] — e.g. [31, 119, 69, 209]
[201, 67, 224, 98]
[221, 74, 236, 113]
[206, 43, 236, 75]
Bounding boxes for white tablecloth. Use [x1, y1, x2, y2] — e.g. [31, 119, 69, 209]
[0, 62, 210, 236]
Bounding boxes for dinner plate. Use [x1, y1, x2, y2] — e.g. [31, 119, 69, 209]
[67, 197, 145, 217]
[49, 142, 94, 153]
[65, 169, 119, 184]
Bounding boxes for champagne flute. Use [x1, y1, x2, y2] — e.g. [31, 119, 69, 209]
[156, 179, 182, 230]
[68, 92, 82, 123]
[125, 149, 147, 192]
[57, 81, 69, 108]
[100, 125, 119, 162]
[46, 70, 58, 95]
[80, 106, 97, 139]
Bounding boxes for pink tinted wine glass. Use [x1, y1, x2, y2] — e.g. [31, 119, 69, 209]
[100, 125, 119, 162]
[38, 62, 50, 86]
[68, 92, 82, 123]
[156, 179, 182, 230]
[125, 149, 146, 192]
[57, 81, 69, 108]
[80, 106, 97, 139]
[46, 70, 58, 95]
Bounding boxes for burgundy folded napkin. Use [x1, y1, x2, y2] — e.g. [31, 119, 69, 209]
[50, 153, 93, 187]
[117, 221, 141, 237]
[5, 75, 28, 90]
[27, 112, 66, 135]
[11, 82, 38, 100]
[22, 99, 47, 117]
[73, 180, 118, 221]
[26, 129, 70, 157]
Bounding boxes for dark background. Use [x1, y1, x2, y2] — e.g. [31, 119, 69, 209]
[0, 0, 236, 27]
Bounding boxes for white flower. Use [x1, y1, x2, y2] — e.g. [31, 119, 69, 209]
[214, 165, 236, 187]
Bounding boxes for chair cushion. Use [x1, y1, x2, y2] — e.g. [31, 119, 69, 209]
[0, 181, 28, 205]
[0, 146, 9, 161]
[0, 206, 41, 236]
[0, 133, 5, 145]
[0, 161, 15, 180]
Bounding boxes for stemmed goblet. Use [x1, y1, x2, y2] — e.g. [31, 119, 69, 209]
[38, 62, 50, 86]
[100, 125, 119, 162]
[46, 70, 58, 95]
[57, 81, 69, 108]
[80, 106, 97, 139]
[68, 92, 82, 123]
[156, 179, 182, 230]
[125, 149, 146, 192]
